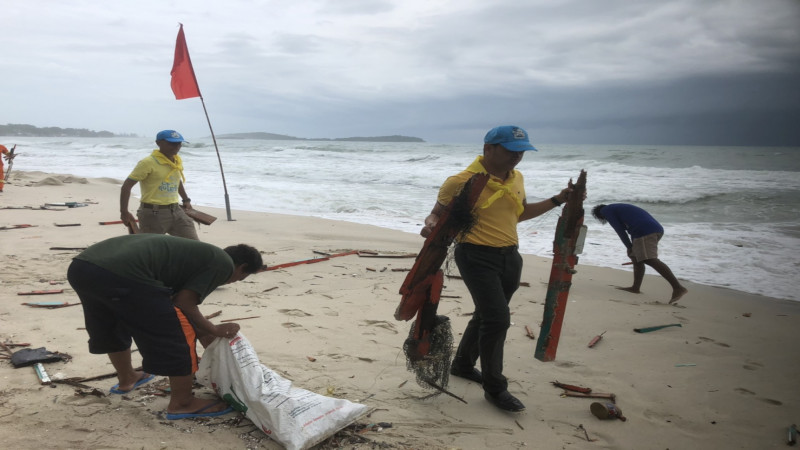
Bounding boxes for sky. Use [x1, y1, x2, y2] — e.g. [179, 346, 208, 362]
[3, 0, 800, 145]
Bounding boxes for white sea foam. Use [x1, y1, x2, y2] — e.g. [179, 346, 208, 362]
[5, 136, 800, 301]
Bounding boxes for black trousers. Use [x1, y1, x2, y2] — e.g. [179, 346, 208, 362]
[451, 243, 522, 394]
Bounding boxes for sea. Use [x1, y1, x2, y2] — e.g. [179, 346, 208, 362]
[3, 136, 799, 302]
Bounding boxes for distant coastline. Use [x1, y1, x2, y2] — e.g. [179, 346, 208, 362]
[217, 132, 425, 143]
[1, 124, 424, 143]
[0, 123, 133, 138]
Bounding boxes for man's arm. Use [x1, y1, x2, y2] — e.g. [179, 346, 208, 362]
[178, 182, 193, 210]
[420, 202, 446, 238]
[518, 187, 570, 222]
[120, 178, 138, 224]
[605, 214, 633, 249]
[172, 289, 239, 338]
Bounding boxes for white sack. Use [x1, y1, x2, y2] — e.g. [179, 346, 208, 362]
[196, 333, 368, 450]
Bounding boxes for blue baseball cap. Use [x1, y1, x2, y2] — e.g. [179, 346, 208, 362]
[484, 126, 536, 152]
[156, 130, 188, 143]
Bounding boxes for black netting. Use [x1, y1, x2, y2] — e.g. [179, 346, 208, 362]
[402, 315, 453, 397]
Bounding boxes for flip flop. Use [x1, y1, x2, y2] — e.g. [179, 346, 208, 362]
[166, 400, 234, 420]
[109, 373, 155, 395]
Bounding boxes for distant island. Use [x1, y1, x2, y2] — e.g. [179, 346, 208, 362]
[0, 123, 134, 138]
[1, 124, 424, 143]
[217, 132, 425, 143]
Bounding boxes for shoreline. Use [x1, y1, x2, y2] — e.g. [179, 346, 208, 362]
[1, 171, 799, 449]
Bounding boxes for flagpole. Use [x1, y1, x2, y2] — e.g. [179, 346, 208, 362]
[198, 98, 233, 221]
[171, 23, 233, 221]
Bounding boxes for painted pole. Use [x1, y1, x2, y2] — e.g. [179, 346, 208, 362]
[535, 170, 587, 361]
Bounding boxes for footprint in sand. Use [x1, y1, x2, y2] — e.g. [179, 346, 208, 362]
[735, 387, 755, 395]
[361, 320, 398, 334]
[697, 336, 732, 347]
[278, 308, 312, 317]
[760, 398, 783, 406]
[742, 361, 763, 371]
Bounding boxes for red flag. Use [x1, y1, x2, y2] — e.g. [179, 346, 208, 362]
[170, 24, 201, 100]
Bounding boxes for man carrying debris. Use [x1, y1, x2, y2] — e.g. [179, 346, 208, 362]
[67, 234, 262, 419]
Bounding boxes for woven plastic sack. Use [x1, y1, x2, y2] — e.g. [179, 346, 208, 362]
[196, 333, 368, 450]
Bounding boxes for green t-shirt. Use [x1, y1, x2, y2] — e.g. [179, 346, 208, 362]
[75, 234, 233, 303]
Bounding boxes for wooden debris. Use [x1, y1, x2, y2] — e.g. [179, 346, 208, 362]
[204, 310, 222, 319]
[220, 316, 260, 323]
[562, 390, 616, 403]
[18, 289, 64, 296]
[49, 247, 86, 251]
[588, 331, 606, 348]
[423, 379, 468, 404]
[525, 326, 536, 340]
[21, 301, 80, 309]
[54, 223, 81, 227]
[552, 380, 592, 394]
[0, 224, 36, 231]
[357, 252, 417, 258]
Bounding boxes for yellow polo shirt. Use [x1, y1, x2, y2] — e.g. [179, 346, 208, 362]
[437, 169, 526, 247]
[128, 151, 184, 205]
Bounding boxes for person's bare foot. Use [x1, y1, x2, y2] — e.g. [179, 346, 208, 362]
[615, 286, 641, 293]
[167, 397, 229, 415]
[669, 287, 688, 304]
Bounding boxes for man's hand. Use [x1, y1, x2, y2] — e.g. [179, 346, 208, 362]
[214, 322, 240, 339]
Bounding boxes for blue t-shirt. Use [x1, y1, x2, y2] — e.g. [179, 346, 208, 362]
[601, 204, 664, 249]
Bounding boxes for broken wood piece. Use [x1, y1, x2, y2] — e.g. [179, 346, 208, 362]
[18, 289, 65, 296]
[423, 379, 468, 404]
[54, 223, 81, 227]
[588, 331, 606, 348]
[552, 380, 592, 394]
[49, 247, 86, 251]
[0, 224, 36, 231]
[183, 208, 217, 225]
[525, 326, 536, 340]
[204, 310, 222, 319]
[562, 390, 616, 403]
[634, 323, 682, 333]
[220, 316, 260, 323]
[357, 252, 417, 258]
[99, 220, 138, 225]
[21, 301, 80, 309]
[519, 281, 530, 287]
[440, 294, 461, 298]
[391, 268, 410, 272]
[366, 267, 376, 272]
[578, 424, 596, 442]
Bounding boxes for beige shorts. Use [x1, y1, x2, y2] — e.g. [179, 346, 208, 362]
[137, 204, 199, 240]
[631, 233, 661, 262]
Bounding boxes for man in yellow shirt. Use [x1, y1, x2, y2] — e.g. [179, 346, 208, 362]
[120, 130, 198, 239]
[421, 125, 576, 412]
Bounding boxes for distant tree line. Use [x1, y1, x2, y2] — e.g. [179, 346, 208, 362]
[218, 132, 425, 142]
[0, 123, 133, 137]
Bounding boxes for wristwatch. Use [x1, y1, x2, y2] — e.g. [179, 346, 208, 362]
[550, 196, 563, 206]
[182, 198, 191, 204]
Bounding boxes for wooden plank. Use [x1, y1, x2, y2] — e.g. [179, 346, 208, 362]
[535, 170, 587, 362]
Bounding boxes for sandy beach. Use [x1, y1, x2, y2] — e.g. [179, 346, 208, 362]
[1, 171, 798, 449]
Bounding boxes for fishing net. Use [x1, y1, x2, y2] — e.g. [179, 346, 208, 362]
[403, 314, 453, 396]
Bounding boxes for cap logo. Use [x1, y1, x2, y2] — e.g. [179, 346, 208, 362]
[512, 128, 526, 140]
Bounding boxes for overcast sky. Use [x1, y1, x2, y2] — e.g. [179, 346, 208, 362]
[3, 0, 799, 145]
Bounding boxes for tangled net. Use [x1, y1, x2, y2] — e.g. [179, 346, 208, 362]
[403, 315, 453, 397]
